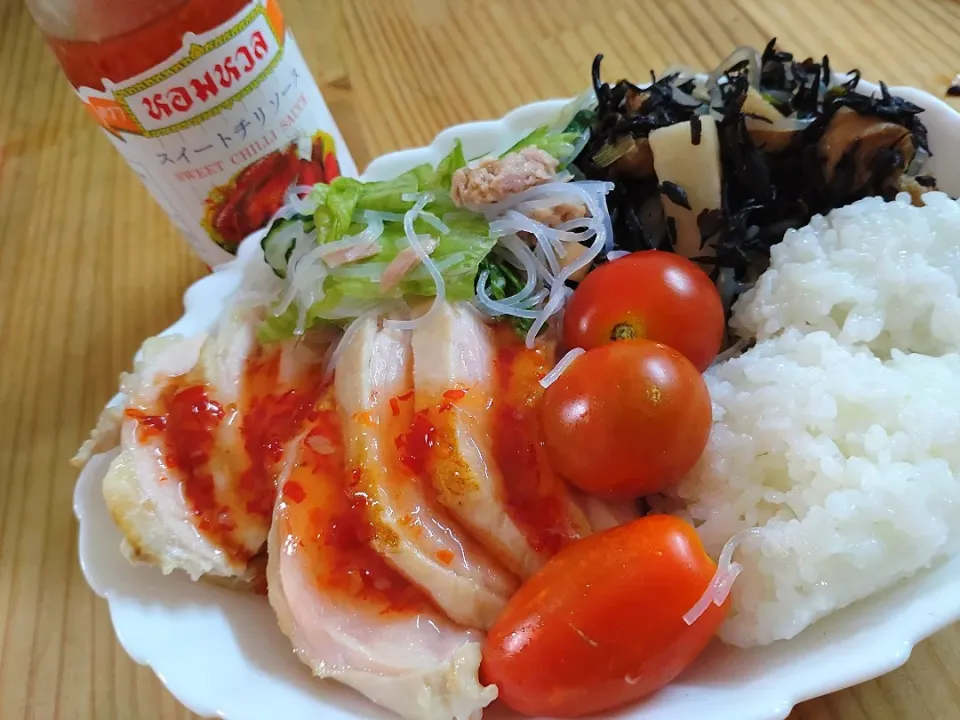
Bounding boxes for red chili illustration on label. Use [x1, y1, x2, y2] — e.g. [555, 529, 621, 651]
[203, 129, 341, 251]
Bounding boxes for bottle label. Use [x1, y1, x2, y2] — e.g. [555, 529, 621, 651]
[75, 0, 356, 267]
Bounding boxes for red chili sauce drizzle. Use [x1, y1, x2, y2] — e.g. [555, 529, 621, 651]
[126, 382, 252, 561]
[490, 323, 583, 556]
[380, 390, 455, 563]
[395, 409, 437, 478]
[281, 397, 432, 612]
[127, 346, 333, 565]
[394, 385, 469, 490]
[239, 350, 328, 525]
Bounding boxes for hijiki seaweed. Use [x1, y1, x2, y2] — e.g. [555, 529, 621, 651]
[949, 74, 960, 97]
[573, 39, 937, 299]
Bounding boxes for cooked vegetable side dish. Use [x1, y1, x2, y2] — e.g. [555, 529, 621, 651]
[75, 40, 960, 720]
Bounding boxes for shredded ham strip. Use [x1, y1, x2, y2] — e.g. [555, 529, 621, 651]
[318, 238, 382, 267]
[380, 236, 440, 293]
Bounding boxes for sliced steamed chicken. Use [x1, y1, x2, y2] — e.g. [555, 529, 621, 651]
[334, 315, 518, 630]
[90, 308, 328, 586]
[96, 331, 234, 580]
[573, 492, 640, 532]
[411, 301, 592, 578]
[268, 385, 497, 720]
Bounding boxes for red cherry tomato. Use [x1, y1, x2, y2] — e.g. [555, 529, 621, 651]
[481, 515, 726, 718]
[564, 250, 725, 372]
[539, 339, 711, 498]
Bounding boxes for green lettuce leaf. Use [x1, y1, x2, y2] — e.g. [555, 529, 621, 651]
[503, 126, 581, 164]
[503, 93, 597, 167]
[257, 138, 496, 342]
[326, 210, 494, 300]
[431, 140, 466, 191]
[354, 170, 422, 213]
[258, 204, 495, 341]
[314, 177, 361, 242]
[257, 304, 315, 344]
[256, 288, 353, 343]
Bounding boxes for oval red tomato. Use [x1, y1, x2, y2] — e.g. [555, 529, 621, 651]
[481, 515, 726, 717]
[564, 250, 725, 372]
[539, 339, 711, 498]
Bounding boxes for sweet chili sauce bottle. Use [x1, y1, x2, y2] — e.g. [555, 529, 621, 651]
[26, 0, 357, 267]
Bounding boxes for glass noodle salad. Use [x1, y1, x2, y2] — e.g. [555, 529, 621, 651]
[256, 94, 612, 350]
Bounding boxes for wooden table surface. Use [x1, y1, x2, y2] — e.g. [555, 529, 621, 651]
[2, 0, 960, 718]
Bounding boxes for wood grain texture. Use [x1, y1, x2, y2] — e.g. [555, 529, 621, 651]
[0, 0, 958, 718]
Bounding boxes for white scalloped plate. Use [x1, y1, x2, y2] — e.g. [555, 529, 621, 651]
[75, 84, 960, 720]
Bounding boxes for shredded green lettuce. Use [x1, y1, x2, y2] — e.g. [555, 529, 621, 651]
[503, 96, 596, 167]
[314, 178, 361, 242]
[258, 211, 494, 341]
[503, 127, 581, 164]
[257, 303, 328, 344]
[326, 211, 494, 299]
[353, 172, 421, 214]
[256, 108, 597, 342]
[307, 141, 466, 228]
[432, 140, 466, 191]
[258, 142, 489, 342]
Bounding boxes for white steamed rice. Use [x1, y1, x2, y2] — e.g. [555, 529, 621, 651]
[666, 192, 960, 647]
[732, 192, 960, 356]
